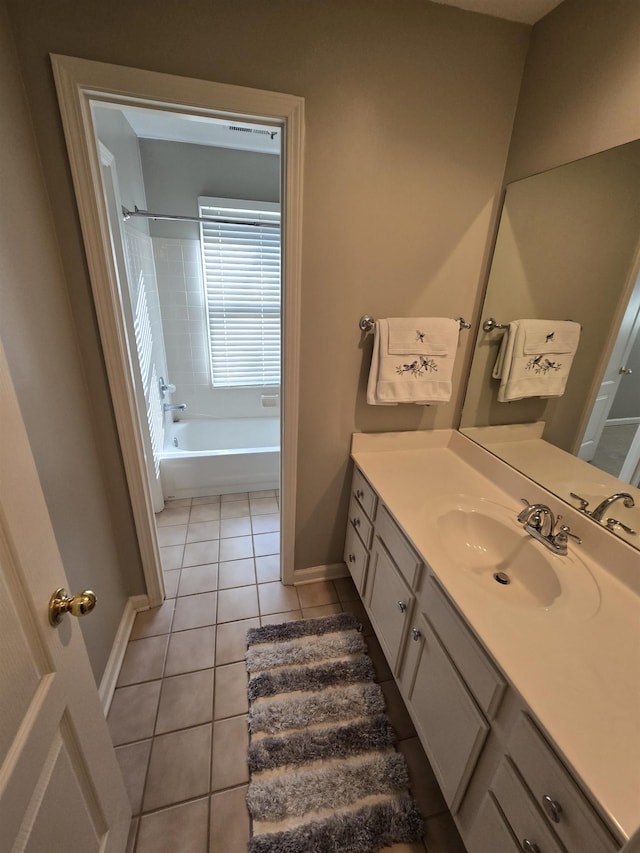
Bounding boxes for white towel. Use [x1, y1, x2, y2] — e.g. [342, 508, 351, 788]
[492, 319, 581, 402]
[366, 317, 459, 405]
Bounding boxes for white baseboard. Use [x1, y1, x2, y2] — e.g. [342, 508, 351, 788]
[99, 594, 149, 714]
[293, 562, 349, 586]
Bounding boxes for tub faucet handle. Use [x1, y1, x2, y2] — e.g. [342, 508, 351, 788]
[159, 377, 176, 398]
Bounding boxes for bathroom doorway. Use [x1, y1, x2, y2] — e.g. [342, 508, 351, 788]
[53, 56, 304, 601]
[95, 104, 282, 505]
[96, 104, 283, 595]
[579, 270, 640, 485]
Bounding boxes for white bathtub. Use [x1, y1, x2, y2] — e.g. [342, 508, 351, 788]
[160, 417, 280, 499]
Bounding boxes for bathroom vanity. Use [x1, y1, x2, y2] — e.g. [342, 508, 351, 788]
[345, 429, 640, 853]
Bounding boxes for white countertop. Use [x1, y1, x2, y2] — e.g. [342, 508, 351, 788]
[351, 429, 640, 843]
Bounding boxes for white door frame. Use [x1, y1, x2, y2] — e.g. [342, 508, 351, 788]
[576, 242, 640, 460]
[577, 276, 640, 461]
[619, 423, 640, 485]
[52, 55, 304, 601]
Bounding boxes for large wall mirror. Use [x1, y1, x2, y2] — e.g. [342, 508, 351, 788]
[460, 139, 640, 549]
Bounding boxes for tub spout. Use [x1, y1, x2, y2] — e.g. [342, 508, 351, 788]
[163, 403, 187, 412]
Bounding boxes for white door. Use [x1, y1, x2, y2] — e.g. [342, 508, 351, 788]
[0, 338, 131, 852]
[579, 275, 640, 460]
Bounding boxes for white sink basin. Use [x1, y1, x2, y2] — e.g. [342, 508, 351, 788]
[430, 497, 600, 619]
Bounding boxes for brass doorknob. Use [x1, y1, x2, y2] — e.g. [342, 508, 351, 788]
[49, 587, 97, 626]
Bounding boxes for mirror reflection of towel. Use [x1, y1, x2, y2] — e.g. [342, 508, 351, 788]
[367, 317, 459, 405]
[492, 319, 581, 402]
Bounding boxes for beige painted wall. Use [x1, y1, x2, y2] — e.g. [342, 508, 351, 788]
[140, 139, 280, 241]
[4, 0, 529, 573]
[506, 0, 640, 181]
[0, 7, 143, 682]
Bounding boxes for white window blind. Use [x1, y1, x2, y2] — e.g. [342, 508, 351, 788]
[199, 197, 281, 388]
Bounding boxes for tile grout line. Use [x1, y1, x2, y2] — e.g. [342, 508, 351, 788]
[131, 489, 277, 851]
[130, 489, 360, 851]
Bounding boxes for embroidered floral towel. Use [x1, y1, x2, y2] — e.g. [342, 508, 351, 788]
[366, 317, 459, 405]
[492, 319, 581, 402]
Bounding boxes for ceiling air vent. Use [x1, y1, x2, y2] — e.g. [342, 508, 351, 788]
[228, 125, 278, 139]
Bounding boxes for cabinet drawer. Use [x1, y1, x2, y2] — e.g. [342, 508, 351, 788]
[467, 794, 521, 853]
[366, 540, 414, 671]
[343, 522, 369, 593]
[427, 575, 505, 718]
[347, 495, 374, 549]
[508, 715, 619, 853]
[351, 467, 377, 521]
[406, 612, 489, 812]
[492, 759, 565, 853]
[376, 505, 423, 587]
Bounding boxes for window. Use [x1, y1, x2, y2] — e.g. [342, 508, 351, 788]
[199, 197, 281, 388]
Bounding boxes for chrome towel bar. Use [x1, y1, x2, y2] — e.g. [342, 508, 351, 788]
[482, 317, 509, 332]
[482, 317, 581, 333]
[359, 315, 471, 333]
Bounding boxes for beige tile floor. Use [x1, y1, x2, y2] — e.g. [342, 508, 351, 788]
[109, 489, 467, 853]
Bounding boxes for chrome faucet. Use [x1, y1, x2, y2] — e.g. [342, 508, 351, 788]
[163, 403, 187, 413]
[589, 492, 635, 522]
[517, 502, 555, 537]
[517, 500, 581, 555]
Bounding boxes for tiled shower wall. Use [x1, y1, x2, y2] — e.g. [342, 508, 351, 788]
[124, 225, 167, 498]
[152, 236, 280, 421]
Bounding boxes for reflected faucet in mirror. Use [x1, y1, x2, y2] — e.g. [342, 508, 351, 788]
[605, 517, 637, 535]
[570, 491, 636, 530]
[460, 138, 640, 550]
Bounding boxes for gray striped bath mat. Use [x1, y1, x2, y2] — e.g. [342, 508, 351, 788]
[245, 612, 424, 852]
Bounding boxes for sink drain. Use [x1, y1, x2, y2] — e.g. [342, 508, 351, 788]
[494, 572, 511, 585]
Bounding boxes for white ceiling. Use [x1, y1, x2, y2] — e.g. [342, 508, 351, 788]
[120, 105, 281, 155]
[428, 0, 565, 24]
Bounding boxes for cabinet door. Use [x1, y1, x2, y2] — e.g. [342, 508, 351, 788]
[406, 613, 489, 812]
[508, 715, 619, 853]
[347, 495, 374, 549]
[344, 521, 369, 593]
[375, 506, 423, 587]
[491, 759, 565, 853]
[467, 794, 521, 853]
[351, 467, 378, 521]
[366, 540, 414, 672]
[426, 576, 505, 718]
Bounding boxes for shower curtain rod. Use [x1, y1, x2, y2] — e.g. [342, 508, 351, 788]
[121, 205, 280, 229]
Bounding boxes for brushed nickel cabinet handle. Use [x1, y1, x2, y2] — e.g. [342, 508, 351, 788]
[541, 794, 562, 823]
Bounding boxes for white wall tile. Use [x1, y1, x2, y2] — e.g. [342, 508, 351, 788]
[152, 236, 280, 419]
